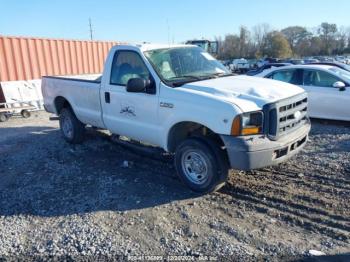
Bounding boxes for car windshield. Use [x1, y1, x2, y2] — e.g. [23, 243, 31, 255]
[144, 47, 231, 86]
[329, 67, 350, 82]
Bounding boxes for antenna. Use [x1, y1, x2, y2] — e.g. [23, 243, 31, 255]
[89, 18, 93, 40]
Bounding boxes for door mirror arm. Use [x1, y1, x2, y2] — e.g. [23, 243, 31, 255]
[145, 82, 156, 94]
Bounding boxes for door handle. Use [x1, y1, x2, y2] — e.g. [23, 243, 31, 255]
[105, 92, 110, 103]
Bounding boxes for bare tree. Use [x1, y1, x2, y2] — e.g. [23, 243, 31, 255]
[253, 24, 271, 43]
[319, 22, 338, 55]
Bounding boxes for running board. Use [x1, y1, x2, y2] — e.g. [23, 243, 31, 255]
[110, 135, 172, 162]
[49, 115, 59, 121]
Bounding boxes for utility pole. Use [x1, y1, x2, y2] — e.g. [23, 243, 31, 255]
[89, 18, 93, 41]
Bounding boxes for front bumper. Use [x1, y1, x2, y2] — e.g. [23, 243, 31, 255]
[220, 122, 311, 171]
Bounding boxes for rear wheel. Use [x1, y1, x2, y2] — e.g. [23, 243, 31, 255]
[21, 110, 31, 118]
[175, 137, 228, 193]
[0, 113, 9, 122]
[59, 107, 85, 144]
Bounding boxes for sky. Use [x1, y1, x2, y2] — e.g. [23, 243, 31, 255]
[1, 0, 350, 43]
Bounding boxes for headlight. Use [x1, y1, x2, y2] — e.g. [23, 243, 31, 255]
[231, 111, 263, 136]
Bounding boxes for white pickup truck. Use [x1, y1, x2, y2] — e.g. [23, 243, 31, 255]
[42, 44, 311, 193]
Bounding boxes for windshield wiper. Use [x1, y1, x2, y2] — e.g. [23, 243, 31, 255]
[168, 75, 203, 81]
[169, 75, 207, 87]
[208, 72, 235, 78]
[170, 73, 235, 87]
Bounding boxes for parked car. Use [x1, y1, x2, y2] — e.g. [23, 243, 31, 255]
[247, 59, 258, 69]
[255, 65, 350, 121]
[256, 58, 279, 68]
[246, 63, 292, 76]
[307, 61, 350, 72]
[220, 60, 232, 71]
[230, 58, 250, 73]
[318, 57, 335, 62]
[334, 56, 350, 64]
[303, 58, 319, 64]
[282, 59, 305, 65]
[42, 44, 310, 193]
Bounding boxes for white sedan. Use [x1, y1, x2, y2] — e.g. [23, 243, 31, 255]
[255, 65, 350, 121]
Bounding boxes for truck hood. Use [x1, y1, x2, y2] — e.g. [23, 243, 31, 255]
[180, 75, 305, 112]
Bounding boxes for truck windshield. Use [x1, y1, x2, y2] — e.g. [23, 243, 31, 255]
[144, 47, 231, 86]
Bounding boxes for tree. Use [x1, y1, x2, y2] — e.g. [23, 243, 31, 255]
[281, 26, 311, 55]
[334, 26, 347, 54]
[264, 32, 292, 58]
[216, 22, 348, 60]
[221, 34, 240, 59]
[239, 26, 250, 57]
[252, 24, 271, 46]
[319, 22, 338, 55]
[295, 36, 323, 56]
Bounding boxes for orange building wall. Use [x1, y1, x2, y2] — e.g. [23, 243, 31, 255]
[0, 36, 119, 81]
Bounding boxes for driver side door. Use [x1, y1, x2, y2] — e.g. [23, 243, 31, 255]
[101, 50, 161, 145]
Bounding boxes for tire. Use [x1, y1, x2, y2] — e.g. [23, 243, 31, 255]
[59, 107, 85, 144]
[0, 113, 9, 122]
[21, 110, 31, 118]
[175, 137, 229, 193]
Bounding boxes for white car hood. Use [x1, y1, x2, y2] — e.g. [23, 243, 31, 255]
[180, 75, 305, 112]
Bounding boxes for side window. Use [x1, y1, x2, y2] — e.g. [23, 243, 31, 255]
[303, 70, 340, 87]
[110, 51, 151, 86]
[269, 70, 295, 83]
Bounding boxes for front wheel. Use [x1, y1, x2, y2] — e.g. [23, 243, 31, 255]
[59, 108, 85, 144]
[175, 138, 229, 193]
[0, 113, 9, 122]
[21, 109, 31, 118]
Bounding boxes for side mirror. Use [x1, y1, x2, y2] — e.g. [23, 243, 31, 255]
[333, 81, 346, 91]
[126, 78, 149, 93]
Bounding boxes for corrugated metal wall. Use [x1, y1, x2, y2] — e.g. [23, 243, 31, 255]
[0, 36, 119, 81]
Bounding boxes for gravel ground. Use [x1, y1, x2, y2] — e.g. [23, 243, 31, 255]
[0, 111, 349, 261]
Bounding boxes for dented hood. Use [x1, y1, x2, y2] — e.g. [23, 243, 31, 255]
[181, 75, 305, 112]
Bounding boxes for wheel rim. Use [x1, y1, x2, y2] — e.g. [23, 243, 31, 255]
[181, 150, 209, 185]
[62, 115, 73, 139]
[0, 114, 7, 121]
[23, 111, 30, 118]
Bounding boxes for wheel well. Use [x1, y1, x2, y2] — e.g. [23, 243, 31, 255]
[54, 96, 71, 114]
[167, 121, 224, 152]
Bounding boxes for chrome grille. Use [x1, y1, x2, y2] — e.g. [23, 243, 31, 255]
[264, 93, 308, 140]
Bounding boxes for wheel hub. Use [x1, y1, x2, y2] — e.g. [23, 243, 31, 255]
[62, 115, 73, 139]
[181, 150, 208, 185]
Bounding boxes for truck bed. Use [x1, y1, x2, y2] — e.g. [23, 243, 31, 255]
[42, 74, 104, 128]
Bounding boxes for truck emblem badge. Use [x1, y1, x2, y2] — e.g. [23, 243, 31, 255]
[120, 106, 136, 116]
[294, 111, 301, 120]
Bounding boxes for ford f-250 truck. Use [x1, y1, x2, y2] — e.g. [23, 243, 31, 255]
[42, 44, 310, 193]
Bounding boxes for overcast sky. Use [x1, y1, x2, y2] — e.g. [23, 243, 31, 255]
[1, 0, 349, 43]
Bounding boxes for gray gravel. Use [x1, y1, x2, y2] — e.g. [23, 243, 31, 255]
[0, 112, 349, 261]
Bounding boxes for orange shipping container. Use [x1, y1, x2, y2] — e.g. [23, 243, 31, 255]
[0, 36, 120, 82]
